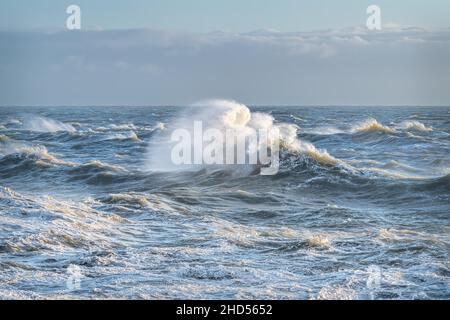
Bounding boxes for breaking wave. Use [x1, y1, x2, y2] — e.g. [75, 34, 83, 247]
[106, 131, 141, 142]
[351, 118, 396, 134]
[146, 99, 341, 172]
[22, 116, 76, 133]
[349, 118, 433, 135]
[396, 120, 433, 132]
[0, 137, 71, 167]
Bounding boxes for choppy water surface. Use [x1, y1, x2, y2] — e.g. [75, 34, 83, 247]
[0, 104, 449, 299]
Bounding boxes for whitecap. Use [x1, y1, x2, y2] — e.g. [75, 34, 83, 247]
[351, 118, 396, 134]
[307, 234, 331, 249]
[106, 131, 141, 142]
[396, 120, 432, 132]
[22, 116, 76, 133]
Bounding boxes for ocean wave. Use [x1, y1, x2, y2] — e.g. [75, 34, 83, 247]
[307, 235, 331, 249]
[105, 131, 141, 142]
[62, 160, 131, 186]
[0, 138, 72, 168]
[22, 116, 76, 133]
[365, 168, 428, 180]
[6, 119, 22, 126]
[306, 118, 433, 137]
[360, 158, 449, 181]
[98, 192, 187, 214]
[294, 141, 340, 166]
[95, 123, 139, 131]
[351, 118, 396, 134]
[146, 99, 342, 172]
[67, 160, 127, 176]
[107, 123, 138, 131]
[93, 122, 164, 134]
[102, 193, 151, 207]
[0, 137, 129, 182]
[396, 120, 433, 132]
[377, 228, 448, 248]
[381, 160, 421, 172]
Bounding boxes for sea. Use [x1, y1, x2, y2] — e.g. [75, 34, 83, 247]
[0, 101, 449, 299]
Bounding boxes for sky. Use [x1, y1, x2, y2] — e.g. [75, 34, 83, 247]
[0, 1, 449, 106]
[1, 0, 450, 32]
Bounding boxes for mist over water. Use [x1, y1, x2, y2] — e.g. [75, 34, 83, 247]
[0, 104, 449, 299]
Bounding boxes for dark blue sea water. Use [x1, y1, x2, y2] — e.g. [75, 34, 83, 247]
[0, 103, 449, 299]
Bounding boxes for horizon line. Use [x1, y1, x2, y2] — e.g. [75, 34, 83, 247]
[1, 105, 449, 108]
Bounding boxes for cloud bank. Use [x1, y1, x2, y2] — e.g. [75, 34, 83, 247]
[1, 26, 449, 105]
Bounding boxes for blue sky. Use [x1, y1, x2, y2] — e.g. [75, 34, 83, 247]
[0, 1, 449, 106]
[1, 0, 450, 32]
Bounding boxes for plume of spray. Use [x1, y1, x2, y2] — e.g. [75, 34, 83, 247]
[145, 99, 339, 174]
